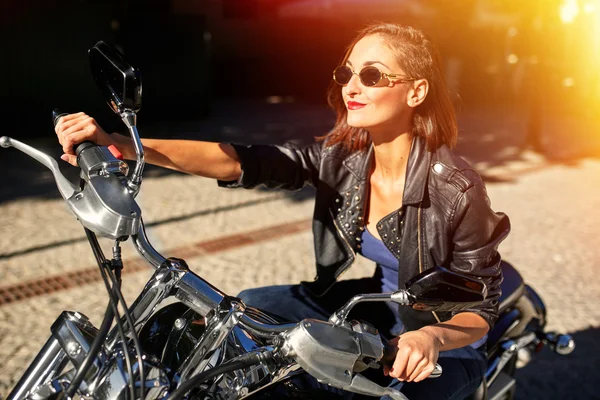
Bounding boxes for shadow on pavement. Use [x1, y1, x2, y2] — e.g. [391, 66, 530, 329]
[515, 326, 599, 400]
[0, 187, 314, 260]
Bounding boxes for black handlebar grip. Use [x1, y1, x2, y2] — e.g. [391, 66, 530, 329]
[52, 109, 68, 127]
[381, 343, 397, 367]
[52, 109, 96, 156]
[75, 141, 97, 157]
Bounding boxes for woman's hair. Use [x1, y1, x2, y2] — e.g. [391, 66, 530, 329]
[320, 23, 458, 153]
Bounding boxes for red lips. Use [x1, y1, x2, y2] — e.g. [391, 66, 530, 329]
[347, 101, 367, 110]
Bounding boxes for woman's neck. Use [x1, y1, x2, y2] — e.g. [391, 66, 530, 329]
[370, 131, 413, 184]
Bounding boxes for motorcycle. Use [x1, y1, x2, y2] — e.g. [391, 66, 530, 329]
[3, 41, 574, 400]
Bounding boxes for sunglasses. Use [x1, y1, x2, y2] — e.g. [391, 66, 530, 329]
[333, 65, 416, 87]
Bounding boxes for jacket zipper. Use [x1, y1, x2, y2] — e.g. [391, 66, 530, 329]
[417, 203, 441, 323]
[330, 209, 356, 279]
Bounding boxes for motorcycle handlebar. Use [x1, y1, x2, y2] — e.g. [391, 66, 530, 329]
[52, 109, 97, 157]
[382, 343, 397, 366]
[53, 109, 144, 197]
[238, 314, 297, 338]
[382, 343, 442, 379]
[51, 109, 66, 127]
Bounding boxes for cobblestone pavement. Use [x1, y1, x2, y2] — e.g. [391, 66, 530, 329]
[1, 100, 600, 399]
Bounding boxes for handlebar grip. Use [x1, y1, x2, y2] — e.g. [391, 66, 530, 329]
[52, 109, 97, 157]
[381, 343, 397, 366]
[74, 141, 96, 157]
[52, 108, 69, 127]
[381, 343, 442, 378]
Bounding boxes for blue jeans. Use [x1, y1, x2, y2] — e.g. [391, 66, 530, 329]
[238, 279, 486, 400]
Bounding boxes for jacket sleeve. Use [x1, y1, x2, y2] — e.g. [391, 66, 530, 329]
[217, 141, 323, 190]
[448, 181, 511, 329]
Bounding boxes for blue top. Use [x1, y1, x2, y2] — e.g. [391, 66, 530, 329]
[360, 228, 405, 336]
[359, 227, 487, 348]
[360, 228, 399, 294]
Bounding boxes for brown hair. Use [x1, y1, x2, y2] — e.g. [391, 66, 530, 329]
[320, 23, 458, 153]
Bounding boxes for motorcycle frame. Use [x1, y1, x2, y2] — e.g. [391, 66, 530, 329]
[7, 225, 302, 400]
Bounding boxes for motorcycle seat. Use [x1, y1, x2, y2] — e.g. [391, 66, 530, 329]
[497, 260, 525, 315]
[485, 261, 527, 350]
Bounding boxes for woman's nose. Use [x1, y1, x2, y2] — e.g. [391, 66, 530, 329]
[345, 73, 362, 96]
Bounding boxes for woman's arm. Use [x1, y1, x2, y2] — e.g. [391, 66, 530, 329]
[55, 112, 323, 189]
[387, 177, 509, 383]
[419, 312, 489, 352]
[115, 136, 243, 181]
[55, 112, 242, 181]
[448, 179, 510, 328]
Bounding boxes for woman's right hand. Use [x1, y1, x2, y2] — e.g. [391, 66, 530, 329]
[54, 112, 116, 166]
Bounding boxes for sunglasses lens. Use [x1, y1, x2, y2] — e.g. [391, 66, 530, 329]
[359, 66, 382, 87]
[333, 66, 353, 85]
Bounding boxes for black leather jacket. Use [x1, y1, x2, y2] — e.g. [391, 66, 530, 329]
[219, 136, 510, 330]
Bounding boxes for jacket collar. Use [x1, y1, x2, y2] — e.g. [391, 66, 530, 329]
[342, 136, 431, 205]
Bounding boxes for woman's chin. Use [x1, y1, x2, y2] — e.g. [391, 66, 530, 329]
[346, 117, 371, 129]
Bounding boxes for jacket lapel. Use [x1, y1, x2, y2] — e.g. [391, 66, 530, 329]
[342, 143, 374, 182]
[402, 137, 431, 205]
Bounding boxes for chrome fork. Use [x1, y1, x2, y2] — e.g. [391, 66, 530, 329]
[7, 311, 99, 400]
[6, 337, 68, 400]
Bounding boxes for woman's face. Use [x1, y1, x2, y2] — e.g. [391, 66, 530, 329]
[342, 35, 414, 132]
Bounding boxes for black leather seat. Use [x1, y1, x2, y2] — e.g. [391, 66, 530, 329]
[486, 261, 526, 347]
[497, 260, 525, 315]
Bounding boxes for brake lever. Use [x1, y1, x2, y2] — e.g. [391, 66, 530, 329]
[281, 319, 412, 400]
[0, 136, 77, 200]
[1, 136, 141, 239]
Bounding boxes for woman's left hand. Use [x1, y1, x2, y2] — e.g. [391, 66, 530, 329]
[384, 330, 441, 382]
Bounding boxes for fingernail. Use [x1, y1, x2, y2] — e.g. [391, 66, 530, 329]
[60, 154, 68, 162]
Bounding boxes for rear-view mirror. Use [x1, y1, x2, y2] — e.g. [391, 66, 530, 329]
[405, 266, 487, 313]
[89, 41, 141, 114]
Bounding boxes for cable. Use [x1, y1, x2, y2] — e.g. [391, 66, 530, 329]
[89, 230, 146, 399]
[64, 300, 114, 398]
[98, 259, 136, 400]
[166, 352, 269, 400]
[89, 230, 136, 399]
[65, 228, 135, 399]
[106, 262, 146, 399]
[107, 238, 146, 398]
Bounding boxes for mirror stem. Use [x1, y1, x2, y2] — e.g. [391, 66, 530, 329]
[121, 110, 145, 197]
[329, 291, 411, 327]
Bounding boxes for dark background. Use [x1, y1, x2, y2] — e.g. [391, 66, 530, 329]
[2, 0, 597, 141]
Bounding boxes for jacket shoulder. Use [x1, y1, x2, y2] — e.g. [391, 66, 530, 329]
[429, 145, 484, 194]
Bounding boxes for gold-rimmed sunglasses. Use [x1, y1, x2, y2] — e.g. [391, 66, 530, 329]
[333, 65, 416, 87]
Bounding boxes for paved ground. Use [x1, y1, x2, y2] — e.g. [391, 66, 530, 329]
[1, 99, 600, 399]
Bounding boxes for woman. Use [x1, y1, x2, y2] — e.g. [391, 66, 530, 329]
[56, 23, 509, 399]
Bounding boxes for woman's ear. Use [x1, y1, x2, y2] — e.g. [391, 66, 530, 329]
[408, 79, 429, 108]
